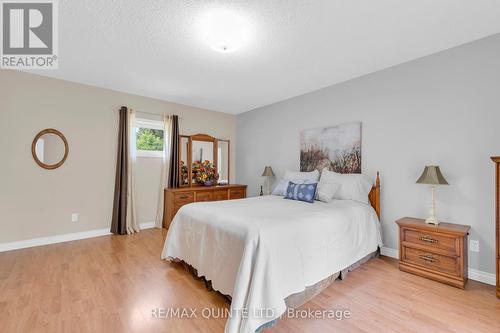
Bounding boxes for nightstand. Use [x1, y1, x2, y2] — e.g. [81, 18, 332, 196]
[396, 217, 470, 289]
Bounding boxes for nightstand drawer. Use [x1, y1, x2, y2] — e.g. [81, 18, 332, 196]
[396, 217, 469, 288]
[401, 246, 460, 277]
[402, 228, 457, 255]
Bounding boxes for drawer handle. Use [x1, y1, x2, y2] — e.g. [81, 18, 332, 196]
[419, 235, 438, 244]
[419, 254, 439, 263]
[179, 195, 188, 199]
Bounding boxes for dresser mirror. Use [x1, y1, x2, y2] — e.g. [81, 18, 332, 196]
[191, 140, 215, 164]
[217, 139, 230, 184]
[31, 128, 69, 170]
[190, 134, 217, 185]
[180, 135, 190, 186]
[178, 134, 230, 186]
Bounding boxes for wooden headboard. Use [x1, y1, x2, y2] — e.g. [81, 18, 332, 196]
[368, 172, 381, 219]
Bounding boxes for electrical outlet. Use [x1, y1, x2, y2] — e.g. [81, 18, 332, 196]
[71, 213, 79, 223]
[469, 240, 479, 252]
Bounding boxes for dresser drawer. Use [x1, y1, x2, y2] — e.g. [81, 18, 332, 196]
[401, 246, 460, 277]
[196, 192, 212, 202]
[165, 185, 249, 229]
[174, 192, 194, 205]
[402, 228, 457, 255]
[213, 190, 228, 201]
[229, 188, 245, 199]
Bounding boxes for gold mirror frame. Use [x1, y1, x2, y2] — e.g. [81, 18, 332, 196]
[31, 128, 69, 170]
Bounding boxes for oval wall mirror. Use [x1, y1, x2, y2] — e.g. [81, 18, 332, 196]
[31, 128, 69, 170]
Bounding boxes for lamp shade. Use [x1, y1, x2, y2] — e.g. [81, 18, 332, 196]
[416, 166, 449, 185]
[261, 166, 275, 177]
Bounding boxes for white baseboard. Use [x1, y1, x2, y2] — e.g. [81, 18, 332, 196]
[139, 221, 157, 229]
[0, 221, 157, 253]
[0, 228, 112, 252]
[380, 247, 495, 286]
[468, 268, 496, 286]
[380, 246, 399, 259]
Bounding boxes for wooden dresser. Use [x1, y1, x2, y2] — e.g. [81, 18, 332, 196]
[163, 185, 247, 229]
[396, 217, 470, 289]
[492, 157, 500, 298]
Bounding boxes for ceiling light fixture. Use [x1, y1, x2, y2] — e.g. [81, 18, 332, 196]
[201, 8, 251, 53]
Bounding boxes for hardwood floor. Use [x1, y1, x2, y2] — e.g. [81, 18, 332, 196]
[0, 229, 498, 333]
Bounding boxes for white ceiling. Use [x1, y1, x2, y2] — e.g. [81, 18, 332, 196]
[35, 0, 500, 114]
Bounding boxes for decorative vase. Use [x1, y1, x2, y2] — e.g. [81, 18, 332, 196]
[204, 180, 213, 186]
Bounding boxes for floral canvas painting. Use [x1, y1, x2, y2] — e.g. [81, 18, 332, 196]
[300, 122, 361, 173]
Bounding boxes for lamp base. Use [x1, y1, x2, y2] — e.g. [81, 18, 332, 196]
[425, 216, 439, 225]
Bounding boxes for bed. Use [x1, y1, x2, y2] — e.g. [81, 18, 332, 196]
[161, 173, 382, 333]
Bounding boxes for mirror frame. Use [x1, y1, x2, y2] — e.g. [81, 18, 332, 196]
[31, 128, 69, 170]
[189, 134, 217, 186]
[179, 133, 233, 187]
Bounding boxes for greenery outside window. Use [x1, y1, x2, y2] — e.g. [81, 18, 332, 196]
[135, 118, 165, 157]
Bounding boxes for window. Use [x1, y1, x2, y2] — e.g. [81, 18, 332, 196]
[135, 118, 165, 157]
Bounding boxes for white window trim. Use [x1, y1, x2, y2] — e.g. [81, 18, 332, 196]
[136, 149, 163, 158]
[135, 118, 164, 130]
[135, 117, 165, 158]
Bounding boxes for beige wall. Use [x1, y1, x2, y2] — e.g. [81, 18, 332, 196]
[0, 70, 236, 243]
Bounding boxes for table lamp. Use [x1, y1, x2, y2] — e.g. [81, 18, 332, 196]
[416, 165, 449, 225]
[261, 166, 275, 195]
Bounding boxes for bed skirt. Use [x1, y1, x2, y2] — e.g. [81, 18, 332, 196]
[170, 248, 379, 331]
[284, 250, 378, 309]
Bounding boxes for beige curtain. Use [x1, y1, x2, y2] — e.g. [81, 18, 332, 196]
[155, 114, 173, 228]
[126, 109, 139, 234]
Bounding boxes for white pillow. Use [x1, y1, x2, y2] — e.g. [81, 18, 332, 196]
[271, 179, 290, 196]
[316, 182, 341, 203]
[320, 168, 372, 204]
[283, 169, 320, 183]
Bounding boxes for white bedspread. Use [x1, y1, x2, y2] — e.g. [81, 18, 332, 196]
[161, 195, 383, 333]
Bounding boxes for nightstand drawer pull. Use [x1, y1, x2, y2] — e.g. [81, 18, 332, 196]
[179, 195, 188, 199]
[419, 254, 439, 263]
[419, 235, 438, 244]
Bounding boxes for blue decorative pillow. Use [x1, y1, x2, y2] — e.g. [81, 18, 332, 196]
[284, 181, 318, 203]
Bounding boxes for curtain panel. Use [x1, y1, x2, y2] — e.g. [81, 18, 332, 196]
[111, 106, 128, 235]
[126, 109, 139, 234]
[111, 106, 139, 235]
[168, 115, 180, 188]
[155, 114, 179, 228]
